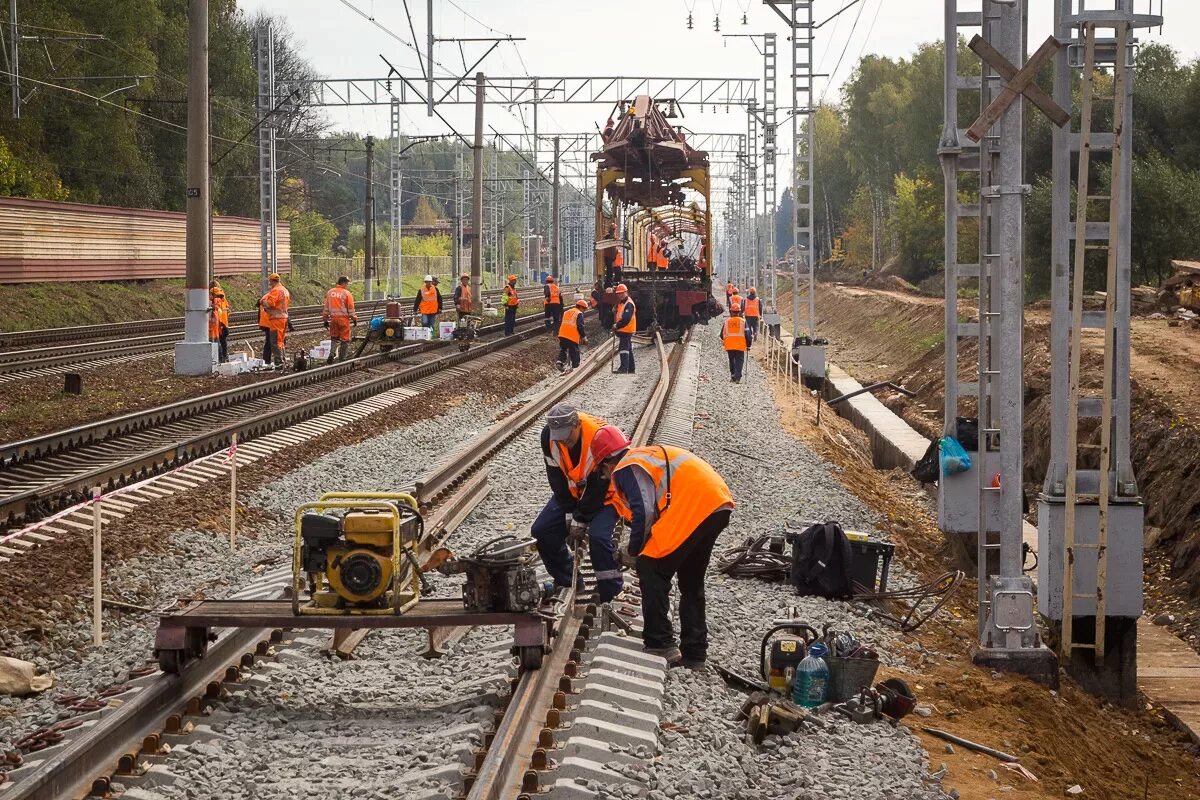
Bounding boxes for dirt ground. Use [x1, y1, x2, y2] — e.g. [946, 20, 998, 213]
[756, 352, 1200, 800]
[791, 283, 1200, 626]
[0, 336, 560, 648]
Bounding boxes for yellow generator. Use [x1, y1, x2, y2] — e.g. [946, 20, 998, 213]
[292, 492, 424, 615]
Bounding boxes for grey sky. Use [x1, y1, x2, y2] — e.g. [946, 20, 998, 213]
[239, 0, 1193, 196]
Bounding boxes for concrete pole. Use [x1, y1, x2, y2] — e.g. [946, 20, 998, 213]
[364, 135, 375, 300]
[174, 0, 215, 375]
[471, 72, 484, 311]
[551, 135, 560, 279]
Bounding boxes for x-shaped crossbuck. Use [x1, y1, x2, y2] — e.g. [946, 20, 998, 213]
[966, 35, 1071, 143]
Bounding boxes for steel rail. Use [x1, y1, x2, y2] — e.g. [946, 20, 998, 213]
[0, 322, 551, 525]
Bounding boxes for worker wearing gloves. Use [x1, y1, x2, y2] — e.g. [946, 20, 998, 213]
[743, 287, 762, 342]
[722, 302, 752, 383]
[600, 444, 735, 668]
[453, 274, 473, 319]
[503, 274, 520, 336]
[612, 283, 637, 374]
[556, 299, 589, 372]
[322, 275, 358, 363]
[258, 272, 290, 366]
[208, 280, 230, 363]
[530, 405, 627, 603]
[543, 275, 563, 332]
[412, 274, 443, 329]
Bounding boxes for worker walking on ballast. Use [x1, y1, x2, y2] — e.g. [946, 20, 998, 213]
[531, 405, 627, 603]
[503, 274, 520, 336]
[612, 283, 637, 374]
[600, 443, 735, 668]
[258, 272, 290, 366]
[556, 299, 589, 372]
[322, 275, 358, 363]
[543, 275, 563, 333]
[721, 301, 752, 383]
[412, 274, 443, 329]
[743, 287, 762, 342]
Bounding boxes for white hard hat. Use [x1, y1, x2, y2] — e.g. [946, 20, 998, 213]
[423, 274, 434, 282]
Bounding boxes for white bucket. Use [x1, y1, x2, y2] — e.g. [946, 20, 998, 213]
[438, 321, 456, 339]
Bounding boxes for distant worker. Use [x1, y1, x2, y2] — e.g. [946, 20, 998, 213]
[412, 274, 443, 329]
[603, 222, 624, 286]
[612, 283, 637, 374]
[531, 405, 627, 603]
[590, 281, 602, 310]
[208, 280, 230, 363]
[322, 275, 358, 363]
[599, 286, 616, 329]
[601, 442, 735, 668]
[743, 287, 762, 342]
[556, 299, 590, 372]
[725, 282, 734, 309]
[721, 302, 751, 383]
[503, 274, 520, 336]
[453, 274, 473, 319]
[729, 286, 741, 315]
[544, 275, 563, 333]
[259, 272, 290, 366]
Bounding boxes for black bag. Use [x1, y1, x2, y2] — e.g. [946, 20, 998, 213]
[955, 417, 979, 452]
[788, 522, 854, 600]
[911, 438, 940, 484]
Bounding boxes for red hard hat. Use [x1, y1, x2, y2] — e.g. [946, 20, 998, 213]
[590, 425, 630, 464]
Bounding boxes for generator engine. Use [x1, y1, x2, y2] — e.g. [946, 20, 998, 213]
[434, 536, 546, 613]
[451, 315, 482, 352]
[299, 497, 422, 610]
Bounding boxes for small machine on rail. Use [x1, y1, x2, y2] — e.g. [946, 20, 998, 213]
[593, 95, 720, 334]
[153, 493, 573, 674]
[351, 301, 408, 358]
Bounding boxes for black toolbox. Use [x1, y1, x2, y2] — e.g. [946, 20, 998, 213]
[848, 536, 895, 595]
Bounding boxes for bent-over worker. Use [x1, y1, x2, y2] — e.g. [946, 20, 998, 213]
[503, 274, 520, 336]
[612, 283, 637, 374]
[453, 274, 473, 319]
[412, 274, 443, 329]
[322, 275, 358, 363]
[259, 272, 290, 366]
[602, 443, 735, 668]
[556, 299, 589, 371]
[721, 302, 752, 383]
[531, 405, 627, 602]
[544, 275, 563, 332]
[208, 281, 230, 363]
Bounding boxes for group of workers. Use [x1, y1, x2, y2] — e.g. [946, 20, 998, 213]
[534, 403, 734, 668]
[721, 282, 763, 383]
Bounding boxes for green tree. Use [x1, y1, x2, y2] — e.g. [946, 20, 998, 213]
[290, 211, 337, 256]
[410, 195, 445, 225]
[0, 136, 67, 200]
[1131, 153, 1200, 285]
[891, 173, 942, 280]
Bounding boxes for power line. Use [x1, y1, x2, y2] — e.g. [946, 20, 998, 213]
[820, 0, 868, 103]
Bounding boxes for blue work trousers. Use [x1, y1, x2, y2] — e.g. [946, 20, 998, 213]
[504, 306, 517, 336]
[746, 316, 759, 341]
[531, 498, 623, 602]
[616, 332, 635, 373]
[421, 313, 438, 329]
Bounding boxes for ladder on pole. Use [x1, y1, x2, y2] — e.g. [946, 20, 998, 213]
[1061, 21, 1128, 661]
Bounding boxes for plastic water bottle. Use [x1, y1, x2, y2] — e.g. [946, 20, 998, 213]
[792, 641, 830, 709]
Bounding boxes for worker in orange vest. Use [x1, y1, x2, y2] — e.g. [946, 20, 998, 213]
[532, 406, 628, 603]
[503, 274, 520, 336]
[453, 274, 473, 319]
[722, 303, 752, 383]
[544, 275, 563, 333]
[599, 442, 735, 667]
[725, 282, 734, 310]
[208, 280, 230, 363]
[556, 298, 590, 372]
[412, 274, 443, 329]
[612, 283, 637, 374]
[258, 272, 290, 366]
[742, 287, 762, 343]
[322, 275, 358, 363]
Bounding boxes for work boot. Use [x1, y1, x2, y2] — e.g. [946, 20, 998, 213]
[645, 645, 682, 666]
[680, 658, 706, 671]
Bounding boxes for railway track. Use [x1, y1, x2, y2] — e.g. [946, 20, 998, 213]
[0, 313, 555, 527]
[0, 328, 692, 800]
[0, 285, 590, 381]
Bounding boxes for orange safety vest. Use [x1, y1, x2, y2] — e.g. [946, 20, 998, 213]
[209, 291, 228, 339]
[558, 306, 583, 343]
[418, 285, 439, 314]
[324, 286, 356, 319]
[547, 412, 604, 499]
[457, 283, 473, 312]
[722, 316, 748, 352]
[743, 297, 761, 318]
[545, 282, 562, 306]
[613, 248, 624, 267]
[260, 284, 290, 325]
[615, 297, 637, 334]
[609, 445, 734, 559]
[505, 285, 520, 307]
